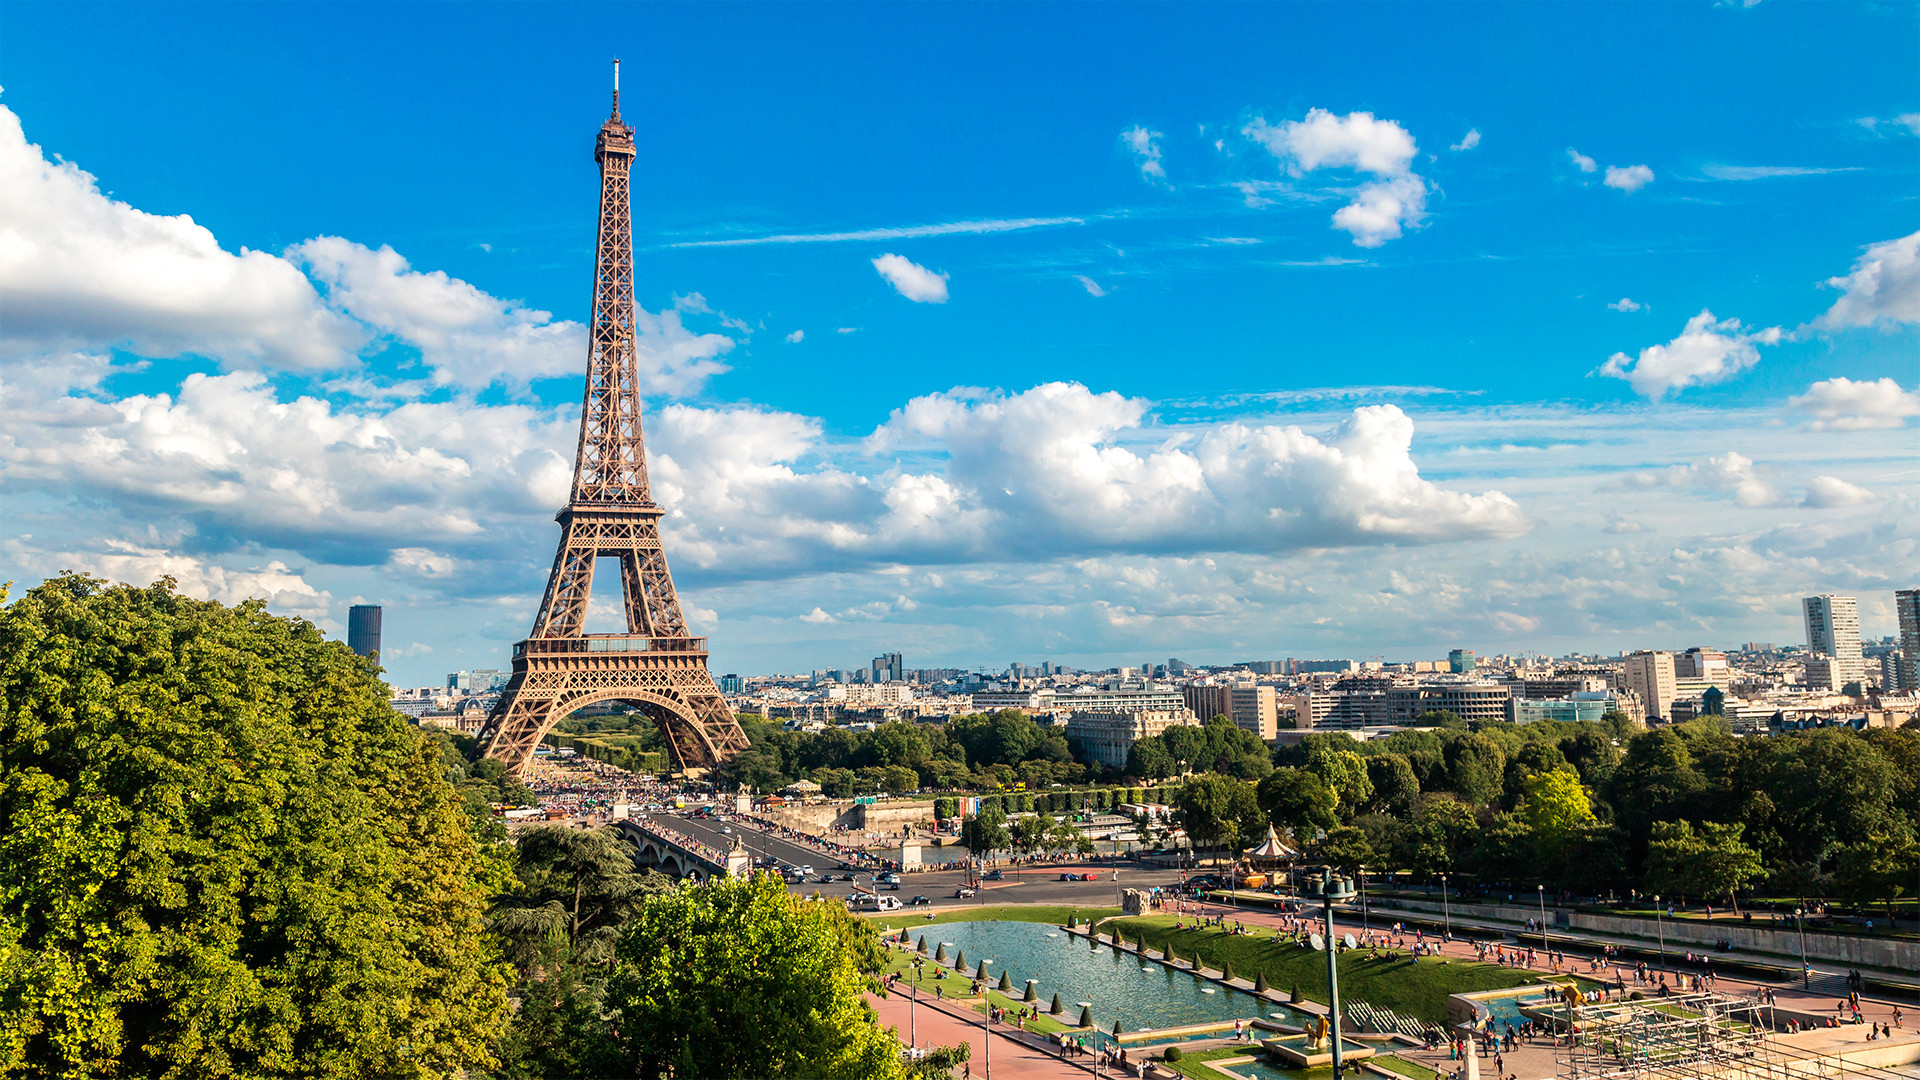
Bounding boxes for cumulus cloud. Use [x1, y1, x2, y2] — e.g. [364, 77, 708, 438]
[1608, 298, 1644, 312]
[1597, 309, 1781, 399]
[1802, 475, 1876, 508]
[1789, 376, 1920, 430]
[1076, 275, 1108, 297]
[1121, 126, 1167, 185]
[1608, 451, 1782, 507]
[1816, 229, 1920, 329]
[872, 253, 950, 303]
[785, 329, 805, 343]
[30, 540, 332, 621]
[1243, 108, 1427, 246]
[1450, 128, 1482, 152]
[0, 105, 361, 368]
[1566, 148, 1598, 173]
[1603, 164, 1655, 193]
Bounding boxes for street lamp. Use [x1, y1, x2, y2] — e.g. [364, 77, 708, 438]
[980, 960, 994, 1080]
[1440, 872, 1452, 941]
[909, 956, 925, 1047]
[1303, 869, 1359, 1077]
[1794, 907, 1810, 990]
[1652, 895, 1667, 974]
[1538, 884, 1549, 952]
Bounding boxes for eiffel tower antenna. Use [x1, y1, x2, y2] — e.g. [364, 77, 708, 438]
[478, 73, 751, 777]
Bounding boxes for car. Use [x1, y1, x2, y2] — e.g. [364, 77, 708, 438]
[837, 861, 858, 871]
[819, 875, 836, 884]
[984, 869, 1004, 881]
[800, 865, 815, 876]
[884, 881, 900, 891]
[954, 887, 977, 898]
[909, 895, 932, 906]
[877, 872, 901, 884]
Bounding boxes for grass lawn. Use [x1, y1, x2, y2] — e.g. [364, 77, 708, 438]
[1372, 1055, 1441, 1079]
[1154, 1047, 1251, 1080]
[881, 949, 976, 999]
[1100, 915, 1543, 1024]
[967, 990, 1077, 1035]
[868, 905, 1120, 933]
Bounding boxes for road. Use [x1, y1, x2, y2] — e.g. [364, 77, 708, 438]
[656, 809, 1195, 908]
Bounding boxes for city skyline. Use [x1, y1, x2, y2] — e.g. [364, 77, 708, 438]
[2, 3, 1917, 687]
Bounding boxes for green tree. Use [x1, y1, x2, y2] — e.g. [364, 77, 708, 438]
[1518, 769, 1598, 858]
[960, 807, 1010, 858]
[1443, 733, 1507, 807]
[1643, 820, 1764, 912]
[1173, 775, 1260, 865]
[1314, 826, 1376, 877]
[599, 875, 904, 1079]
[1399, 796, 1479, 879]
[0, 575, 508, 1078]
[1255, 768, 1338, 837]
[1125, 736, 1176, 780]
[489, 826, 669, 973]
[1363, 753, 1421, 816]
[1303, 744, 1373, 819]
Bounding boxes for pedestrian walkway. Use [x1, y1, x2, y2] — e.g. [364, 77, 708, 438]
[869, 987, 1099, 1080]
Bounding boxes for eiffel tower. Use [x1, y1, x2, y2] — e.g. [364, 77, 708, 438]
[479, 63, 751, 777]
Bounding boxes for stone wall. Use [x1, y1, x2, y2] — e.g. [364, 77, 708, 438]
[759, 799, 938, 834]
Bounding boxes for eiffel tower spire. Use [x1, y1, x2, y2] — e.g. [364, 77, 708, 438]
[478, 67, 751, 777]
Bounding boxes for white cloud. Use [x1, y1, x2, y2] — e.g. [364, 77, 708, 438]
[785, 329, 805, 344]
[837, 327, 860, 334]
[871, 253, 950, 303]
[1076, 275, 1108, 298]
[799, 607, 834, 624]
[1817, 229, 1920, 329]
[1243, 108, 1427, 247]
[1608, 451, 1782, 507]
[32, 540, 332, 622]
[1603, 164, 1655, 193]
[1789, 376, 1920, 430]
[1566, 148, 1598, 173]
[1450, 128, 1482, 152]
[673, 216, 1083, 248]
[292, 238, 732, 395]
[1701, 164, 1862, 180]
[0, 105, 361, 368]
[1597, 309, 1781, 399]
[1121, 126, 1168, 185]
[1608, 298, 1644, 312]
[1802, 476, 1876, 508]
[1854, 114, 1920, 138]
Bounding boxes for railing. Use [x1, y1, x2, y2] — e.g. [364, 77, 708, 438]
[514, 635, 707, 658]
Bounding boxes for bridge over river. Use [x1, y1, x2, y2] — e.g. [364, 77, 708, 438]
[614, 816, 751, 880]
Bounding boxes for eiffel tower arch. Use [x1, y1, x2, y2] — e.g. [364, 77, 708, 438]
[478, 64, 751, 777]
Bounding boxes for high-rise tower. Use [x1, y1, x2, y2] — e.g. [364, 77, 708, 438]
[1802, 594, 1864, 690]
[478, 64, 751, 775]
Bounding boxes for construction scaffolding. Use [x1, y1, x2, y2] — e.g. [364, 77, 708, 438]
[1553, 991, 1916, 1080]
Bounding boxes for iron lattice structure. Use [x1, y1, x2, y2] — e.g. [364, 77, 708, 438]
[1554, 991, 1911, 1080]
[479, 70, 751, 777]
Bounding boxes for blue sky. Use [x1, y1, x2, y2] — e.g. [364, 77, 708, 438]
[2, 2, 1916, 685]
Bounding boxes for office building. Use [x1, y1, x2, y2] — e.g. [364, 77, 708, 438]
[1512, 691, 1623, 724]
[1056, 684, 1188, 713]
[1622, 651, 1678, 722]
[871, 652, 904, 684]
[1447, 648, 1476, 674]
[1674, 647, 1729, 682]
[1386, 682, 1510, 724]
[1898, 589, 1920, 693]
[1803, 595, 1865, 689]
[719, 673, 744, 694]
[1182, 684, 1281, 740]
[347, 604, 382, 660]
[1063, 709, 1197, 769]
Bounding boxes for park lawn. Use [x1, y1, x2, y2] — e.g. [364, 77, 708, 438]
[1372, 1055, 1441, 1079]
[1154, 1047, 1252, 1080]
[1100, 915, 1542, 1023]
[868, 905, 1120, 933]
[967, 991, 1077, 1035]
[881, 950, 975, 999]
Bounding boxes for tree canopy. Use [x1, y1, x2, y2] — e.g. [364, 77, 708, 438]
[0, 574, 508, 1078]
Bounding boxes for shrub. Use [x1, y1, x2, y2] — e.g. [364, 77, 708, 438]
[1163, 1046, 1184, 1062]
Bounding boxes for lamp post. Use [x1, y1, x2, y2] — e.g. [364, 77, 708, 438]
[1304, 869, 1359, 1077]
[1358, 865, 1369, 934]
[1538, 884, 1549, 952]
[910, 956, 924, 1047]
[980, 959, 994, 1080]
[1794, 907, 1810, 990]
[1653, 895, 1667, 974]
[1440, 872, 1453, 941]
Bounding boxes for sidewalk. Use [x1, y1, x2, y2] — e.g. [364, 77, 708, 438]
[869, 986, 1101, 1080]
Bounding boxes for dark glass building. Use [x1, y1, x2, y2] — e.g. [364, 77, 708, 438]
[347, 604, 382, 660]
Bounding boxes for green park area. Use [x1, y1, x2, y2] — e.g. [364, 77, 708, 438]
[869, 904, 1120, 933]
[1100, 914, 1546, 1023]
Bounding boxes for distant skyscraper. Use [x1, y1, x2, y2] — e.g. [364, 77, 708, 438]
[347, 604, 382, 660]
[872, 652, 903, 683]
[1802, 594, 1864, 689]
[1447, 648, 1476, 674]
[719, 673, 744, 694]
[1897, 589, 1920, 692]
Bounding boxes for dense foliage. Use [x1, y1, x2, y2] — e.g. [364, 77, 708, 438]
[0, 575, 509, 1078]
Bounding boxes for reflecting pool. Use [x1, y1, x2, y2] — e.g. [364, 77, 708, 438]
[909, 921, 1309, 1034]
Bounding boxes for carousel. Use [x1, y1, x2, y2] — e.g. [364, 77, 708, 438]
[1235, 824, 1299, 889]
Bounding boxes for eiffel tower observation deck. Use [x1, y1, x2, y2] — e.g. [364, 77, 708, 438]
[478, 62, 751, 777]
